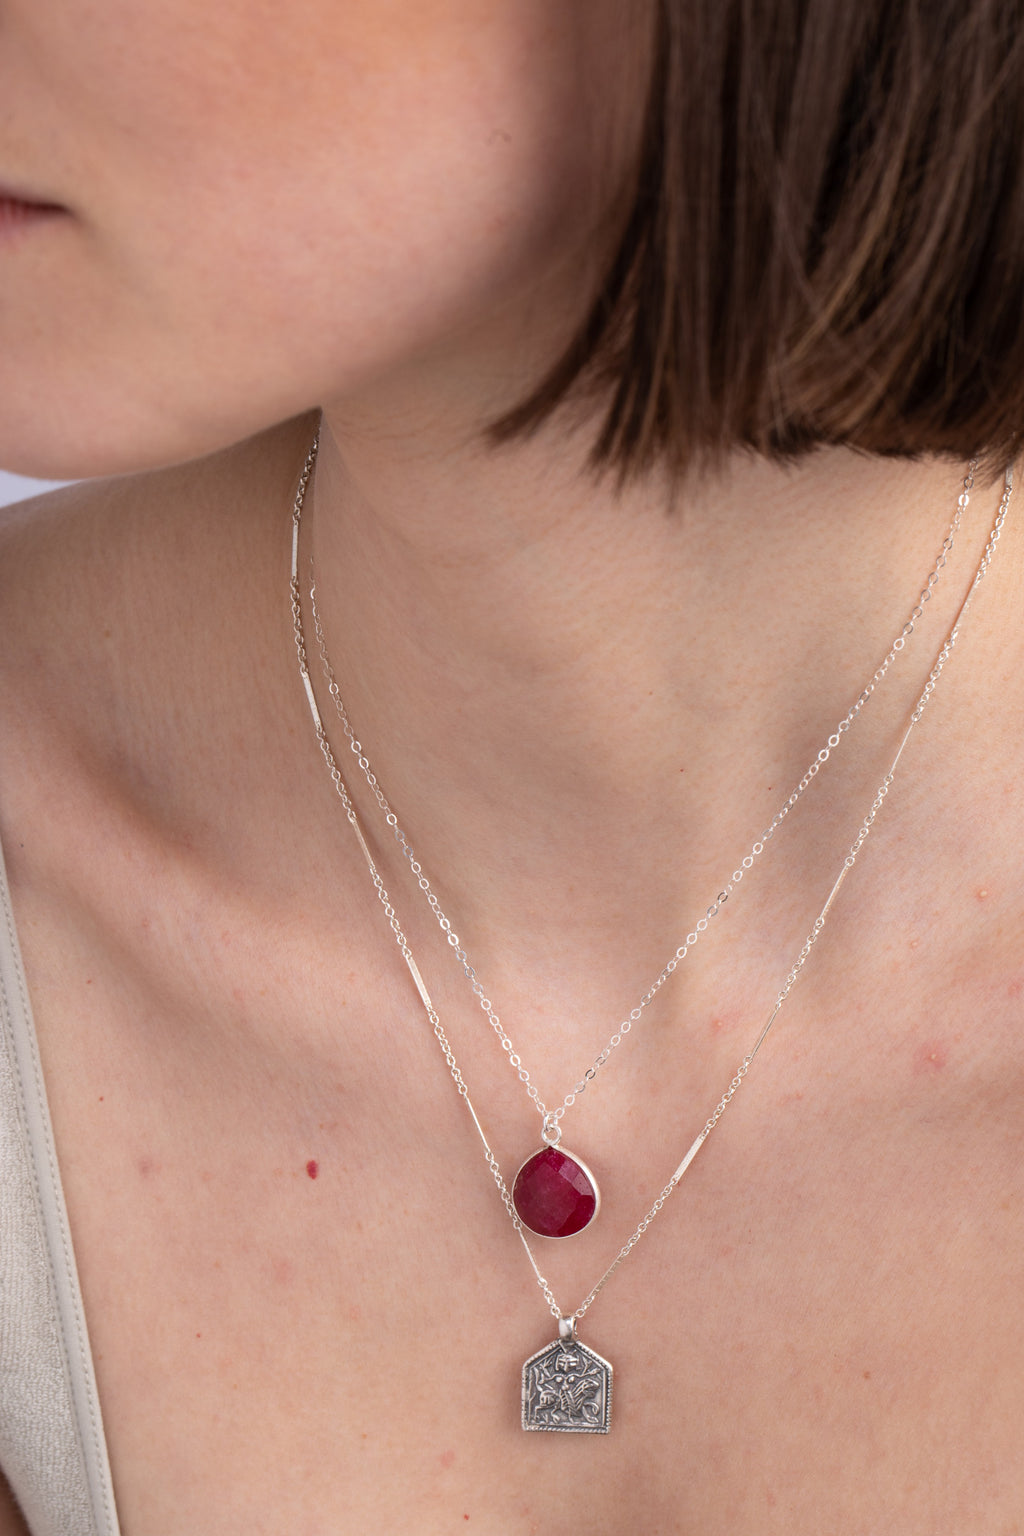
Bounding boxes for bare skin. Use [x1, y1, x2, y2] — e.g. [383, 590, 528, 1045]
[1, 2, 1023, 1531]
[1, 421, 1022, 1535]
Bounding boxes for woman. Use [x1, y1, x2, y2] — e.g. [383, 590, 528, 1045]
[1, 1, 1022, 1531]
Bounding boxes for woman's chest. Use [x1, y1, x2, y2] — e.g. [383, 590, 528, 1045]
[31, 919, 1024, 1536]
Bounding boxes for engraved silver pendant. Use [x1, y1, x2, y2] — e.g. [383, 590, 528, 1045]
[521, 1319, 612, 1433]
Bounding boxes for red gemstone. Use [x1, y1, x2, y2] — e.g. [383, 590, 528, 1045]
[512, 1146, 599, 1238]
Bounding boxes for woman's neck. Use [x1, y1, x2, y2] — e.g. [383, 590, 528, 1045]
[305, 413, 1003, 948]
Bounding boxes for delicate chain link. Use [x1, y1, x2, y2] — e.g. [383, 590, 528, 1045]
[290, 436, 1011, 1328]
[565, 464, 1013, 1323]
[307, 453, 974, 1134]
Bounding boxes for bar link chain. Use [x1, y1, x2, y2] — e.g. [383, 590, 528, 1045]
[307, 454, 974, 1134]
[290, 434, 1011, 1328]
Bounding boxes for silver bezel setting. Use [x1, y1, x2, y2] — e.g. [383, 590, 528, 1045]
[511, 1144, 601, 1239]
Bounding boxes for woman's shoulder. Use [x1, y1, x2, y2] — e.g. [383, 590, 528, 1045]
[0, 459, 198, 678]
[0, 422, 319, 930]
[0, 476, 126, 778]
[0, 420, 310, 745]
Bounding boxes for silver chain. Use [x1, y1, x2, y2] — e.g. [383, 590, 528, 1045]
[290, 438, 1011, 1326]
[306, 444, 973, 1139]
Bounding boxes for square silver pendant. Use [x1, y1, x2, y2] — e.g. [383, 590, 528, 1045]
[521, 1335, 613, 1432]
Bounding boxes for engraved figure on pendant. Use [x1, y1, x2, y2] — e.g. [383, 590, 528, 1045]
[521, 1336, 613, 1433]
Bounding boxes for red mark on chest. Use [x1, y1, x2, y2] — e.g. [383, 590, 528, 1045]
[271, 1256, 294, 1287]
[1008, 978, 1023, 999]
[439, 1449, 456, 1470]
[306, 1159, 319, 1180]
[912, 1040, 949, 1075]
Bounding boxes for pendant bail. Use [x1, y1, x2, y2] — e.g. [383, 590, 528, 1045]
[558, 1316, 576, 1342]
[541, 1112, 562, 1146]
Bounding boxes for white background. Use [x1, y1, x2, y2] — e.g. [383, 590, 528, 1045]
[0, 470, 71, 508]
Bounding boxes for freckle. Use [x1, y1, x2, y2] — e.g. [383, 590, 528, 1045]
[137, 1156, 156, 1178]
[98, 1095, 104, 1102]
[85, 978, 93, 986]
[306, 1159, 319, 1179]
[439, 1449, 456, 1469]
[195, 1332, 202, 1340]
[863, 1370, 871, 1380]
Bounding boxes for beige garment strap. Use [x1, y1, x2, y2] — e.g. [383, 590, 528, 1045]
[0, 833, 120, 1536]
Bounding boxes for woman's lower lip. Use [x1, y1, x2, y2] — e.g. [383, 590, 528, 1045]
[0, 196, 68, 240]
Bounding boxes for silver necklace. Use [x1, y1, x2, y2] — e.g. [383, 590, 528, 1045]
[290, 441, 1012, 1432]
[302, 438, 974, 1241]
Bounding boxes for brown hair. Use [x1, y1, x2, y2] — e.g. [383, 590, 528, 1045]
[498, 0, 1024, 476]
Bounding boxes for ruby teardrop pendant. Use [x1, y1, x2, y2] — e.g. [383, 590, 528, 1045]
[512, 1146, 600, 1238]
